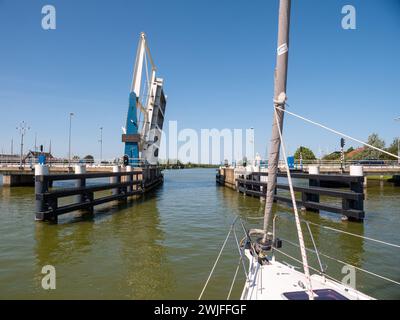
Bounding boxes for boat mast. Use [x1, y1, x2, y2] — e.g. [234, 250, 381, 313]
[262, 0, 291, 242]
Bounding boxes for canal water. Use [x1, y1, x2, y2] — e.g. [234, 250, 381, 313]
[0, 168, 399, 299]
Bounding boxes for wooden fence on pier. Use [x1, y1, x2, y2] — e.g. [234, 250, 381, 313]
[217, 168, 365, 221]
[35, 167, 163, 223]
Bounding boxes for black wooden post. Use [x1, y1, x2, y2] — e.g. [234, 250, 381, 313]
[126, 165, 132, 194]
[47, 198, 58, 223]
[85, 191, 94, 216]
[345, 166, 365, 221]
[111, 165, 121, 196]
[344, 177, 364, 220]
[35, 165, 49, 221]
[75, 165, 86, 204]
[305, 167, 320, 212]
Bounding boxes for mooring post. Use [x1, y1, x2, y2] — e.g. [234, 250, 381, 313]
[260, 168, 268, 200]
[35, 164, 49, 221]
[346, 165, 365, 220]
[304, 166, 320, 211]
[111, 165, 121, 196]
[126, 165, 132, 194]
[142, 166, 148, 191]
[74, 165, 86, 204]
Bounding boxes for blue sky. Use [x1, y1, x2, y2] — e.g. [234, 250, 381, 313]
[0, 0, 399, 161]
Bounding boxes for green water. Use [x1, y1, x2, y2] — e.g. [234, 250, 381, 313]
[0, 169, 399, 299]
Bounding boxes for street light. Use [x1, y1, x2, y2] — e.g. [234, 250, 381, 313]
[99, 126, 103, 165]
[249, 127, 254, 164]
[16, 121, 30, 169]
[395, 117, 400, 165]
[68, 112, 74, 167]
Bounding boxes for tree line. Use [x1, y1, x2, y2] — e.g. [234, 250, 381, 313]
[294, 134, 399, 161]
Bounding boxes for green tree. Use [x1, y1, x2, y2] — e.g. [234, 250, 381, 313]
[322, 151, 341, 161]
[386, 138, 399, 159]
[350, 133, 386, 160]
[294, 146, 316, 160]
[367, 133, 385, 159]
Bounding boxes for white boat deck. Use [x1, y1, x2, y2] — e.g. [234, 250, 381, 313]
[241, 250, 373, 300]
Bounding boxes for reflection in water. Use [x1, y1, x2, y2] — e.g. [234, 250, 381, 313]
[33, 191, 173, 299]
[0, 170, 399, 299]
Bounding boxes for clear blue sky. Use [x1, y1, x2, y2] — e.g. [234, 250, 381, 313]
[0, 0, 399, 161]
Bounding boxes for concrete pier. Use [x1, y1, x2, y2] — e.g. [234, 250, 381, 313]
[2, 173, 35, 186]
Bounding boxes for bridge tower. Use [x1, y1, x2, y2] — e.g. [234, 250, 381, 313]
[122, 32, 166, 166]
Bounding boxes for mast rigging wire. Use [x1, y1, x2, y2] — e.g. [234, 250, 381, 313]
[281, 238, 400, 287]
[198, 217, 238, 300]
[275, 211, 400, 249]
[273, 105, 315, 300]
[275, 105, 399, 160]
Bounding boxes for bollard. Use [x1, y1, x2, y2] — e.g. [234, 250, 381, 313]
[75, 165, 86, 204]
[346, 165, 365, 220]
[308, 165, 320, 175]
[35, 164, 49, 221]
[304, 165, 320, 211]
[111, 165, 121, 196]
[126, 165, 132, 194]
[350, 165, 363, 177]
[350, 166, 364, 194]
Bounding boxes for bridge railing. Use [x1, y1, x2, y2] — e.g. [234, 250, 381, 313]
[230, 159, 400, 170]
[298, 159, 399, 167]
[0, 157, 153, 168]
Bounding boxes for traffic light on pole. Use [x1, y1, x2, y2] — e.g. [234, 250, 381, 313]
[340, 138, 345, 148]
[123, 155, 129, 166]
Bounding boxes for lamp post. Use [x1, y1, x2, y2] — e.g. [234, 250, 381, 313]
[249, 127, 254, 165]
[68, 112, 74, 167]
[395, 117, 400, 165]
[16, 121, 30, 169]
[99, 126, 103, 165]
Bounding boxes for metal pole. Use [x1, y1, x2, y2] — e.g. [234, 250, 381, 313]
[20, 133, 23, 168]
[17, 121, 29, 169]
[250, 127, 254, 165]
[340, 146, 344, 172]
[263, 0, 291, 242]
[99, 126, 103, 164]
[49, 139, 52, 167]
[68, 112, 74, 167]
[395, 117, 400, 165]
